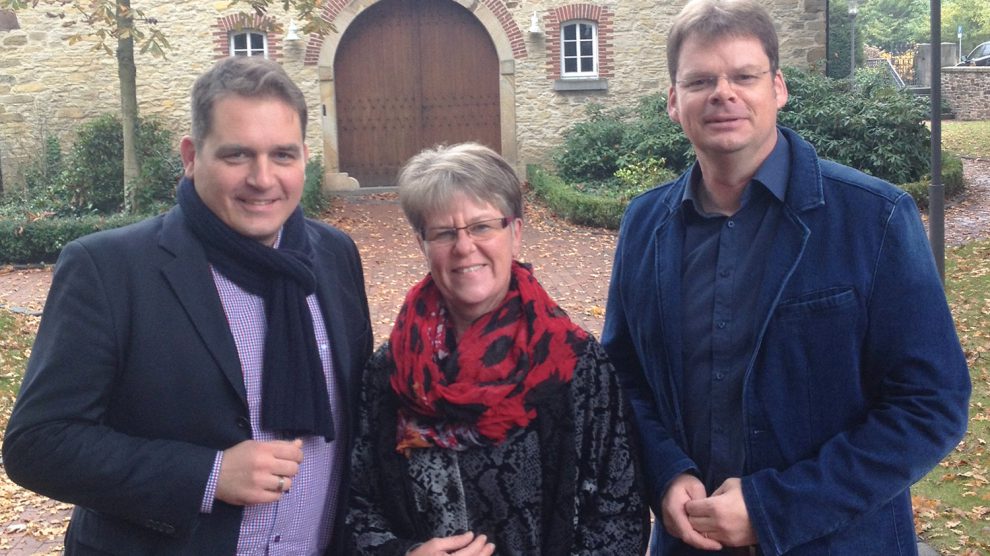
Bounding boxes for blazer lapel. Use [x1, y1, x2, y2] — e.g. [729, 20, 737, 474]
[158, 208, 248, 406]
[747, 127, 821, 374]
[310, 238, 355, 429]
[747, 201, 811, 377]
[654, 208, 687, 430]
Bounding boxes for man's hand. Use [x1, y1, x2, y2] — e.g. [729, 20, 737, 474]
[685, 477, 757, 547]
[407, 531, 495, 556]
[661, 473, 723, 551]
[215, 438, 304, 506]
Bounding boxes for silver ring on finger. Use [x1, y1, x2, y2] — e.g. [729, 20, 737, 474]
[277, 475, 285, 492]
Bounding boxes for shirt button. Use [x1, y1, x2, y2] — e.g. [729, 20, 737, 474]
[727, 220, 735, 228]
[715, 372, 725, 380]
[274, 535, 281, 542]
[319, 343, 328, 351]
[717, 321, 727, 329]
[720, 269, 730, 278]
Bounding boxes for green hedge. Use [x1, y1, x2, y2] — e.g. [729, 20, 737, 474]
[301, 156, 327, 216]
[528, 165, 627, 230]
[901, 153, 965, 210]
[0, 156, 329, 265]
[0, 214, 145, 264]
[530, 151, 964, 230]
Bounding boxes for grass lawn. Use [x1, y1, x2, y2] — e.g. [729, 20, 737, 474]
[913, 239, 990, 555]
[920, 120, 990, 554]
[940, 120, 990, 159]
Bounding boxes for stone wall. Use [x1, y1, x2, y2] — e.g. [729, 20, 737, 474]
[0, 2, 316, 191]
[914, 43, 960, 87]
[942, 67, 990, 121]
[0, 0, 826, 191]
[512, 0, 827, 171]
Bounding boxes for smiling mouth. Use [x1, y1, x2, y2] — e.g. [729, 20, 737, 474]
[454, 264, 486, 274]
[241, 199, 277, 207]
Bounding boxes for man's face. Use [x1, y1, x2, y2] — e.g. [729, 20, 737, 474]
[668, 34, 787, 162]
[180, 95, 308, 246]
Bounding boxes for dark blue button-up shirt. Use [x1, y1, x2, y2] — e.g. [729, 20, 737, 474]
[680, 132, 790, 491]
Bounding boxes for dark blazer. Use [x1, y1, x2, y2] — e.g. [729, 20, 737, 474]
[2, 205, 373, 555]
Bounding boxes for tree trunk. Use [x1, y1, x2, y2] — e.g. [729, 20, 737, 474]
[117, 0, 140, 214]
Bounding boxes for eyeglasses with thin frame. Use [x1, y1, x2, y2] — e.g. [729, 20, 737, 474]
[421, 217, 511, 245]
[675, 69, 773, 94]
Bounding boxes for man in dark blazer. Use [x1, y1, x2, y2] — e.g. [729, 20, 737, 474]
[3, 56, 373, 554]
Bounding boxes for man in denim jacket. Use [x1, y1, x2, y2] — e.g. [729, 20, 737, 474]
[602, 0, 971, 554]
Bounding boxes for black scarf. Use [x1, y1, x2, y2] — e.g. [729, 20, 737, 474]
[178, 177, 334, 441]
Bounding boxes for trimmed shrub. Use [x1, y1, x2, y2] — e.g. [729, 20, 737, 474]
[617, 94, 694, 174]
[548, 66, 948, 228]
[133, 121, 183, 215]
[779, 66, 931, 185]
[901, 152, 965, 210]
[553, 104, 629, 183]
[528, 165, 627, 229]
[46, 114, 181, 216]
[614, 157, 677, 196]
[24, 135, 64, 199]
[0, 213, 146, 264]
[552, 94, 692, 186]
[301, 156, 327, 217]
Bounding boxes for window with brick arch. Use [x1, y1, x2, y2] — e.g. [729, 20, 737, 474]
[560, 20, 598, 78]
[230, 31, 268, 58]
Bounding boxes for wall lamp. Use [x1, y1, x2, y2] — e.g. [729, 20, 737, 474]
[285, 19, 300, 41]
[529, 12, 542, 35]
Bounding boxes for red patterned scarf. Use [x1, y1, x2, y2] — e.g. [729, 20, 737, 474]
[389, 261, 589, 455]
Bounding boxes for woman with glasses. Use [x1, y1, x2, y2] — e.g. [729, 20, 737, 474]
[346, 142, 648, 555]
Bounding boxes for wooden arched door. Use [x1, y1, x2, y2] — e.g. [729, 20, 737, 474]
[334, 0, 501, 187]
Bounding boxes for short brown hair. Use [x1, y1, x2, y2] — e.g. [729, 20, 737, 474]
[397, 143, 523, 237]
[190, 56, 308, 146]
[667, 0, 780, 81]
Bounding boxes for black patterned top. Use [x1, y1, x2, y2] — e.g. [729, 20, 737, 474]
[345, 339, 649, 555]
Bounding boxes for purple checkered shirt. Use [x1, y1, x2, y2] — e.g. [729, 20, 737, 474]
[199, 266, 344, 555]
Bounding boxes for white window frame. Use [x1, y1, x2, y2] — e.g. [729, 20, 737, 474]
[229, 30, 268, 58]
[560, 20, 599, 78]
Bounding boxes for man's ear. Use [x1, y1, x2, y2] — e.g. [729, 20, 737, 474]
[179, 136, 197, 178]
[667, 86, 681, 124]
[774, 70, 789, 109]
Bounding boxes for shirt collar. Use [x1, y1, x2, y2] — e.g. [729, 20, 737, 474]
[753, 129, 790, 203]
[681, 129, 790, 215]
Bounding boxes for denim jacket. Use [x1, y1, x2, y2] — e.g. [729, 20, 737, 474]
[602, 126, 971, 555]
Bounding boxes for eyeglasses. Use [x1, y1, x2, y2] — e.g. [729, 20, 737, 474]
[675, 69, 773, 94]
[421, 217, 511, 245]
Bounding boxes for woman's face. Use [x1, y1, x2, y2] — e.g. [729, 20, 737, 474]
[419, 193, 522, 334]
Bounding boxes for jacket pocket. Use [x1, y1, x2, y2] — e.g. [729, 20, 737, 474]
[758, 286, 866, 462]
[774, 286, 857, 319]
